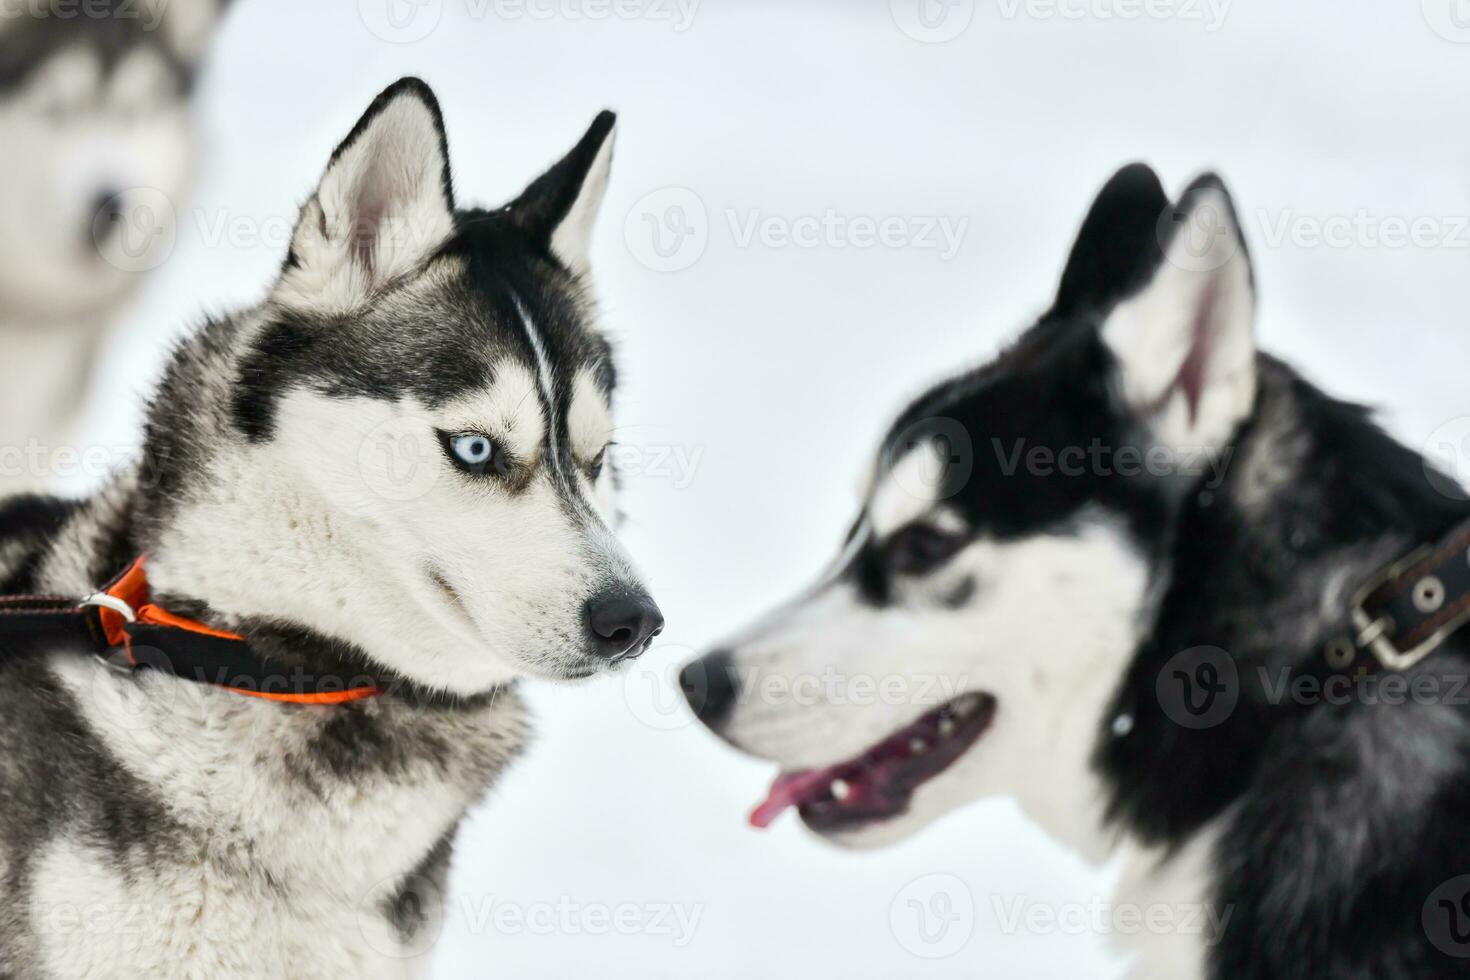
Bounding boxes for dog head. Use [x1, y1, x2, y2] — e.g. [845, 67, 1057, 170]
[682, 165, 1255, 851]
[0, 1, 224, 320]
[141, 78, 661, 695]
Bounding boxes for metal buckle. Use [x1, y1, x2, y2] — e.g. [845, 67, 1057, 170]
[79, 592, 136, 623]
[79, 593, 137, 674]
[1351, 542, 1455, 672]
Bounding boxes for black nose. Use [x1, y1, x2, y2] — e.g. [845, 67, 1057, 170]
[89, 188, 125, 242]
[584, 591, 663, 662]
[680, 650, 739, 729]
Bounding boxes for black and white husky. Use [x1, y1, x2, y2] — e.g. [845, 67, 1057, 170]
[682, 165, 1470, 978]
[0, 1, 225, 492]
[0, 78, 661, 978]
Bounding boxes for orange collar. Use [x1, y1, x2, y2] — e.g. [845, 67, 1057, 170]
[80, 557, 382, 705]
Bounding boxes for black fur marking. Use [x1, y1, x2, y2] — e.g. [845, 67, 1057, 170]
[943, 575, 978, 609]
[0, 494, 80, 592]
[1095, 361, 1466, 845]
[505, 109, 616, 257]
[1053, 162, 1169, 319]
[841, 318, 1170, 608]
[233, 213, 611, 449]
[385, 830, 457, 943]
[230, 315, 319, 441]
[0, 660, 189, 973]
[857, 320, 1171, 560]
[0, 5, 205, 95]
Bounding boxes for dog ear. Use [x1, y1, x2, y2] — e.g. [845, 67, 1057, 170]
[1099, 175, 1257, 451]
[281, 78, 456, 311]
[1055, 163, 1169, 318]
[145, 0, 230, 66]
[505, 111, 617, 278]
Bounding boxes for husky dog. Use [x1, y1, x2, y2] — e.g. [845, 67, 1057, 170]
[0, 0, 225, 492]
[682, 166, 1470, 978]
[0, 78, 662, 978]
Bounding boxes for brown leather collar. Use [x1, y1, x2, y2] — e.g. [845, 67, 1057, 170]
[1346, 521, 1470, 672]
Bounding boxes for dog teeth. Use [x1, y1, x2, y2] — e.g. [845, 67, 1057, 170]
[830, 779, 851, 800]
[909, 737, 927, 753]
[938, 717, 956, 737]
[951, 695, 978, 718]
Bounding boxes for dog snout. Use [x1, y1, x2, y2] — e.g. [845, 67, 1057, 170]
[584, 589, 664, 662]
[89, 187, 125, 243]
[680, 650, 739, 729]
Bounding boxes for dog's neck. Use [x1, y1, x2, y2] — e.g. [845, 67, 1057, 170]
[18, 464, 529, 890]
[1098, 354, 1470, 847]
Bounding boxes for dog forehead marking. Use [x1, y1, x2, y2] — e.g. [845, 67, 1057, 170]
[566, 367, 611, 459]
[453, 360, 545, 459]
[108, 45, 175, 106]
[508, 290, 567, 478]
[869, 442, 946, 537]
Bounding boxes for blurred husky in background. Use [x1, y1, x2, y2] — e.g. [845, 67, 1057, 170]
[0, 0, 227, 493]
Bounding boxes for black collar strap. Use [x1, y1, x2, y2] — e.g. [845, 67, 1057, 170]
[1337, 521, 1470, 673]
[0, 557, 381, 705]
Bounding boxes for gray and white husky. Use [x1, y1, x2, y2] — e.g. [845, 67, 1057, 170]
[0, 77, 661, 978]
[0, 1, 225, 492]
[683, 166, 1470, 978]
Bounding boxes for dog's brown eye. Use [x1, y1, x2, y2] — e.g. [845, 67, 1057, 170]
[884, 523, 965, 576]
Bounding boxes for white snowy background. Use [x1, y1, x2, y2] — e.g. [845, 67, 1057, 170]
[71, 1, 1470, 975]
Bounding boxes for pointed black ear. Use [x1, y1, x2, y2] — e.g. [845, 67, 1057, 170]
[280, 78, 456, 310]
[1054, 163, 1169, 317]
[506, 111, 617, 277]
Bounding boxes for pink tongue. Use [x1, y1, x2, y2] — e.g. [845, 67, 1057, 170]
[749, 769, 837, 829]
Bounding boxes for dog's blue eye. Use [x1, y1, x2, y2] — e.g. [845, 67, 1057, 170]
[453, 435, 492, 464]
[441, 431, 509, 476]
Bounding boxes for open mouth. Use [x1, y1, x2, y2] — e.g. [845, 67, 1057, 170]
[749, 692, 997, 834]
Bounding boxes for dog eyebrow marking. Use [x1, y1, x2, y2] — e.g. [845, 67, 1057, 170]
[567, 367, 612, 460]
[507, 289, 567, 481]
[869, 443, 944, 537]
[478, 361, 545, 460]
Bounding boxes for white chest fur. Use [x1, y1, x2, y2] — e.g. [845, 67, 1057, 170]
[27, 656, 527, 980]
[1108, 825, 1223, 980]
